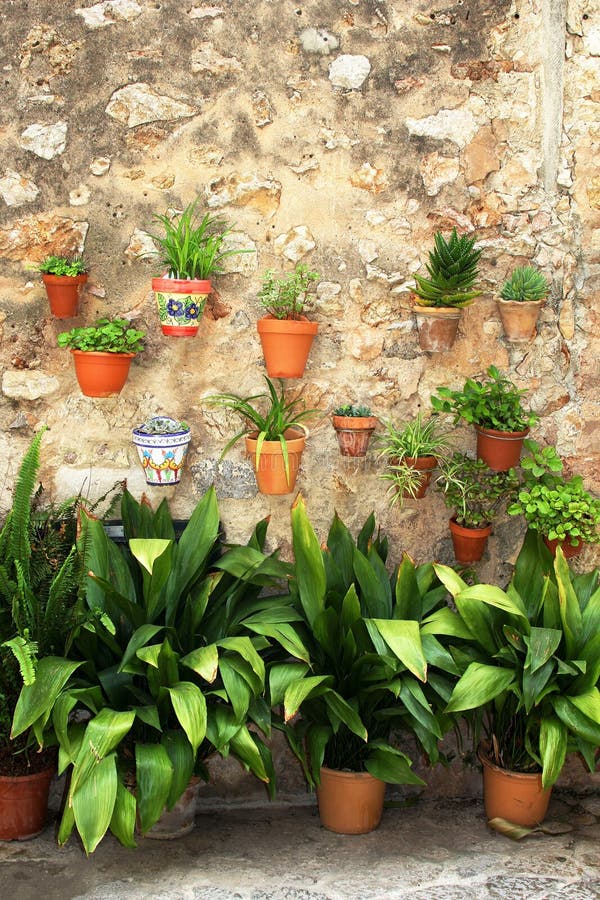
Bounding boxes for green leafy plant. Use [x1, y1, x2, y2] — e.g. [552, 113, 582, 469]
[500, 266, 548, 303]
[377, 414, 451, 505]
[433, 531, 600, 787]
[258, 263, 319, 320]
[332, 404, 373, 417]
[57, 318, 146, 354]
[38, 256, 87, 277]
[508, 441, 600, 547]
[436, 453, 519, 529]
[412, 228, 481, 309]
[431, 365, 538, 433]
[148, 198, 249, 280]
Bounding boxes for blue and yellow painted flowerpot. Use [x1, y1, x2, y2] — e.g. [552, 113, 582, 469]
[132, 418, 192, 486]
[152, 276, 211, 337]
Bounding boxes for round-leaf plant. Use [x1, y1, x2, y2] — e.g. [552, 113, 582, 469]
[431, 365, 538, 433]
[258, 263, 319, 320]
[57, 318, 146, 354]
[38, 255, 87, 277]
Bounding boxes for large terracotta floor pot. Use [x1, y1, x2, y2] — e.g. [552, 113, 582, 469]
[0, 767, 54, 840]
[478, 747, 551, 827]
[316, 767, 386, 834]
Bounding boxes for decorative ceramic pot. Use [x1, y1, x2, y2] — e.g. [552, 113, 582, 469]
[413, 306, 462, 352]
[475, 426, 529, 472]
[152, 276, 211, 337]
[132, 418, 192, 486]
[256, 315, 318, 378]
[316, 767, 386, 834]
[71, 350, 135, 398]
[42, 273, 88, 318]
[449, 517, 492, 564]
[478, 746, 551, 827]
[245, 427, 306, 495]
[331, 415, 378, 457]
[497, 298, 544, 343]
[0, 767, 54, 841]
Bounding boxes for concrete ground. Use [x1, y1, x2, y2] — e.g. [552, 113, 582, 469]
[1, 793, 600, 900]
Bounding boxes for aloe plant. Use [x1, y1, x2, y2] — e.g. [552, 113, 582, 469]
[413, 228, 481, 308]
[500, 266, 548, 303]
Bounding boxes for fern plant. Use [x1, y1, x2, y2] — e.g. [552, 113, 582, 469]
[413, 228, 482, 308]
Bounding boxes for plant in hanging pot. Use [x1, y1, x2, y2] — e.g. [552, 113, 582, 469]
[57, 317, 145, 397]
[37, 255, 88, 319]
[507, 440, 600, 558]
[256, 263, 319, 378]
[377, 413, 451, 504]
[148, 198, 250, 337]
[411, 228, 481, 352]
[132, 416, 192, 486]
[435, 452, 518, 563]
[497, 265, 549, 343]
[331, 403, 378, 457]
[432, 532, 600, 826]
[431, 365, 538, 471]
[205, 377, 319, 495]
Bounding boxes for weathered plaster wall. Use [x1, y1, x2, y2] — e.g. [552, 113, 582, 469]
[0, 0, 599, 794]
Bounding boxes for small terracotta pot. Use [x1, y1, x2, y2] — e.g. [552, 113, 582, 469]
[413, 306, 462, 352]
[542, 534, 583, 559]
[316, 767, 385, 834]
[497, 298, 544, 343]
[257, 315, 318, 378]
[0, 767, 54, 840]
[71, 350, 135, 397]
[475, 425, 529, 472]
[449, 517, 491, 564]
[42, 273, 88, 318]
[401, 455, 437, 499]
[332, 416, 378, 457]
[478, 746, 551, 826]
[152, 276, 210, 337]
[245, 427, 306, 495]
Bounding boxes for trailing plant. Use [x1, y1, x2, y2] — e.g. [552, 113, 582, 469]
[57, 318, 146, 354]
[332, 404, 373, 417]
[135, 416, 190, 435]
[431, 365, 538, 433]
[436, 452, 519, 529]
[258, 263, 319, 320]
[377, 413, 450, 506]
[500, 266, 548, 303]
[412, 228, 481, 309]
[38, 256, 87, 277]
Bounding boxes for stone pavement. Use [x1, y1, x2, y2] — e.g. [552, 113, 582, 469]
[1, 794, 600, 900]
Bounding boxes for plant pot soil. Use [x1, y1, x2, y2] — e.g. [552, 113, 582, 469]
[42, 273, 88, 318]
[400, 455, 437, 499]
[478, 745, 551, 827]
[132, 423, 192, 486]
[257, 315, 318, 378]
[152, 276, 211, 337]
[71, 350, 135, 398]
[497, 298, 544, 343]
[475, 426, 529, 472]
[245, 427, 306, 495]
[316, 767, 385, 834]
[413, 306, 462, 353]
[449, 517, 492, 564]
[542, 535, 583, 559]
[142, 778, 201, 840]
[331, 416, 378, 457]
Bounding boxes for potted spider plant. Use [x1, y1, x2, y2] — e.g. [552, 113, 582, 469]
[205, 377, 320, 495]
[132, 416, 192, 486]
[497, 265, 548, 342]
[37, 255, 88, 318]
[57, 317, 145, 397]
[412, 228, 481, 352]
[256, 263, 319, 378]
[331, 404, 378, 457]
[377, 413, 450, 503]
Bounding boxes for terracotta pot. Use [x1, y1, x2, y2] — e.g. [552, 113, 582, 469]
[152, 276, 211, 337]
[71, 350, 135, 397]
[142, 778, 201, 840]
[331, 415, 378, 457]
[257, 315, 318, 378]
[542, 534, 583, 559]
[449, 517, 491, 564]
[475, 425, 529, 471]
[497, 298, 544, 343]
[0, 767, 54, 840]
[132, 418, 192, 486]
[316, 767, 385, 834]
[245, 427, 306, 495]
[478, 746, 551, 826]
[42, 273, 88, 318]
[413, 306, 462, 352]
[401, 455, 437, 499]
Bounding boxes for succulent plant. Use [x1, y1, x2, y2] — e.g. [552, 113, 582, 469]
[500, 266, 548, 303]
[135, 416, 189, 435]
[332, 404, 373, 417]
[413, 228, 482, 308]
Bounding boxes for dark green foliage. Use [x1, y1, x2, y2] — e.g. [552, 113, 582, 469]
[431, 365, 538, 432]
[500, 266, 548, 303]
[57, 318, 145, 354]
[436, 453, 519, 528]
[413, 228, 481, 308]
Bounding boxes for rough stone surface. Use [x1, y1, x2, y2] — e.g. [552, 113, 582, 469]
[0, 169, 39, 207]
[328, 54, 371, 89]
[2, 370, 60, 400]
[19, 122, 68, 159]
[105, 83, 197, 127]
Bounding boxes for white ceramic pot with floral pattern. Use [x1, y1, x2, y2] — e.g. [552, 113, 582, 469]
[132, 416, 191, 485]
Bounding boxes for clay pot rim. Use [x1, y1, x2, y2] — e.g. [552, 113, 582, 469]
[402, 454, 438, 469]
[477, 744, 543, 782]
[245, 427, 307, 452]
[412, 304, 463, 319]
[71, 349, 136, 359]
[449, 516, 492, 537]
[475, 425, 530, 440]
[497, 297, 545, 307]
[152, 276, 212, 292]
[319, 766, 383, 783]
[257, 314, 318, 335]
[42, 272, 88, 284]
[331, 415, 379, 430]
[0, 766, 55, 784]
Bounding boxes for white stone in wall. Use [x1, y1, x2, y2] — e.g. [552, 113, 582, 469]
[583, 25, 600, 56]
[419, 152, 460, 196]
[188, 6, 224, 18]
[75, 0, 142, 28]
[300, 28, 339, 55]
[2, 370, 60, 400]
[191, 42, 241, 74]
[328, 55, 371, 90]
[20, 122, 67, 159]
[69, 184, 91, 206]
[358, 240, 378, 263]
[320, 127, 359, 150]
[316, 281, 342, 315]
[346, 326, 384, 361]
[273, 225, 315, 262]
[90, 157, 111, 175]
[0, 169, 39, 207]
[405, 106, 478, 149]
[125, 228, 156, 262]
[218, 232, 258, 275]
[106, 84, 197, 127]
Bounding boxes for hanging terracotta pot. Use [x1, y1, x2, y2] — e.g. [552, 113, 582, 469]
[316, 767, 385, 834]
[542, 535, 583, 559]
[245, 427, 306, 495]
[413, 307, 462, 352]
[331, 415, 378, 457]
[132, 418, 192, 486]
[401, 456, 437, 499]
[449, 517, 491, 564]
[0, 767, 54, 840]
[71, 350, 135, 398]
[152, 276, 210, 337]
[475, 426, 529, 472]
[256, 315, 318, 378]
[478, 746, 551, 827]
[42, 273, 88, 318]
[497, 299, 544, 343]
